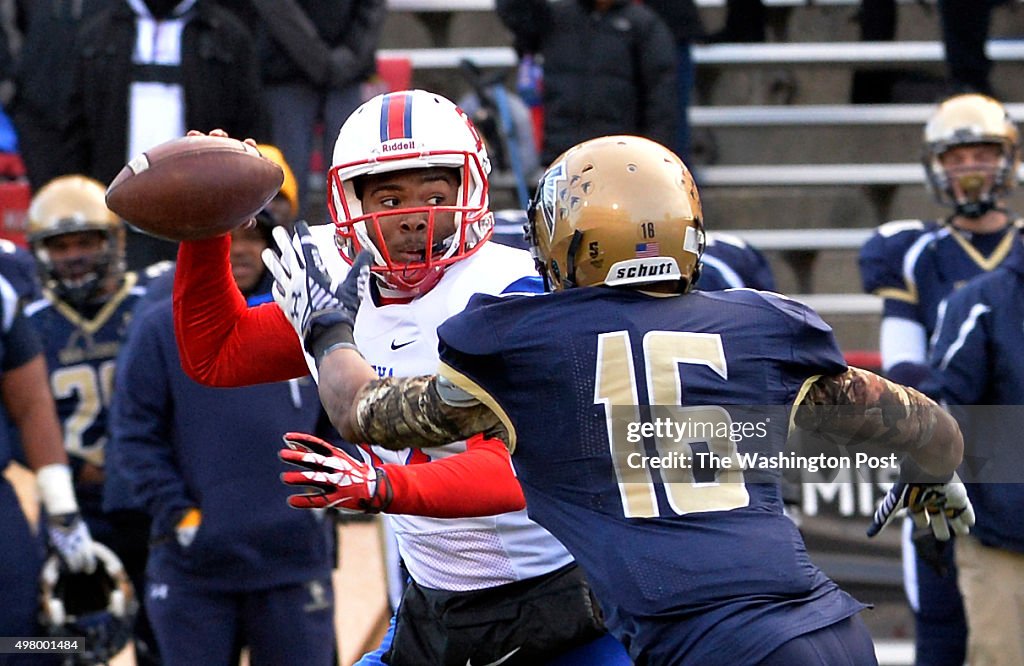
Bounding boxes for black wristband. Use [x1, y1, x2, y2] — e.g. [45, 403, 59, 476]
[306, 317, 356, 364]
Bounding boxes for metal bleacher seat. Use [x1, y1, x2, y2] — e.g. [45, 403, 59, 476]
[379, 39, 1024, 71]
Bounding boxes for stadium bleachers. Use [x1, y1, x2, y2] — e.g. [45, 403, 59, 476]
[379, 39, 1024, 71]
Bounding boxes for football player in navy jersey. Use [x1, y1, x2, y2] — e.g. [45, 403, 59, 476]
[929, 258, 1024, 666]
[0, 239, 42, 303]
[24, 175, 163, 665]
[858, 93, 1020, 665]
[0, 240, 43, 468]
[0, 270, 99, 662]
[860, 93, 1021, 389]
[282, 135, 976, 665]
[698, 231, 775, 291]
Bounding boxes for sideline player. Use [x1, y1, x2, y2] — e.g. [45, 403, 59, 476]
[0, 268, 97, 660]
[858, 93, 1021, 665]
[24, 175, 163, 664]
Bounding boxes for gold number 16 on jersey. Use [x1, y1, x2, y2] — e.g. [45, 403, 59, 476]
[595, 331, 750, 519]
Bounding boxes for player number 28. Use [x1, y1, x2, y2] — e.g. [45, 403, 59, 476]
[51, 361, 116, 467]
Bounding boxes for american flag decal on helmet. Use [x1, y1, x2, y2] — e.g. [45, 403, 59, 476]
[379, 93, 414, 142]
[635, 242, 660, 258]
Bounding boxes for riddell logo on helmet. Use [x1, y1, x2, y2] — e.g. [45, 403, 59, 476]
[378, 139, 419, 154]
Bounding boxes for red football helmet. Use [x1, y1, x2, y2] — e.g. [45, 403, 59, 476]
[327, 89, 494, 296]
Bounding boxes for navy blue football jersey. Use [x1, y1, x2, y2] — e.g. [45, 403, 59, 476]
[24, 271, 154, 510]
[437, 287, 865, 664]
[697, 232, 776, 292]
[859, 219, 1021, 337]
[0, 273, 44, 468]
[930, 249, 1024, 554]
[0, 240, 41, 302]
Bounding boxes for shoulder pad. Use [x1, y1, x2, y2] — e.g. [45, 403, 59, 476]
[705, 232, 748, 249]
[721, 288, 834, 333]
[876, 219, 926, 238]
[23, 296, 51, 318]
[143, 260, 175, 280]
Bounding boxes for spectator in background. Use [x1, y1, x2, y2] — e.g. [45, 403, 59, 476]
[60, 0, 264, 271]
[644, 0, 704, 162]
[496, 0, 677, 166]
[232, 0, 387, 219]
[0, 270, 99, 659]
[1, 1, 119, 190]
[937, 0, 1011, 97]
[24, 175, 167, 665]
[858, 92, 1021, 666]
[851, 0, 898, 103]
[929, 245, 1024, 666]
[106, 212, 337, 666]
[706, 0, 765, 43]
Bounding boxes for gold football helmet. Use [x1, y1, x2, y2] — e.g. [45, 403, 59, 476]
[923, 93, 1020, 218]
[27, 175, 125, 305]
[527, 135, 704, 292]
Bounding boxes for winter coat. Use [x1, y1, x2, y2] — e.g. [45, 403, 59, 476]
[496, 0, 678, 164]
[61, 1, 264, 185]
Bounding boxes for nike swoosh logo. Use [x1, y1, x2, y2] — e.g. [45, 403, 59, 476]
[467, 647, 521, 666]
[390, 339, 415, 350]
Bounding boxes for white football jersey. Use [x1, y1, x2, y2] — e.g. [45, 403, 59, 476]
[314, 227, 574, 591]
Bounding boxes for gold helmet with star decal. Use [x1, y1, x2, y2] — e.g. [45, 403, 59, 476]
[27, 175, 126, 306]
[923, 93, 1020, 218]
[527, 135, 704, 292]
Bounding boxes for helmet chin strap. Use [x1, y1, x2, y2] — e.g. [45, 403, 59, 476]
[954, 199, 996, 219]
[950, 170, 1002, 219]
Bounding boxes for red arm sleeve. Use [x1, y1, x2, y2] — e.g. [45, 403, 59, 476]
[381, 434, 526, 518]
[173, 236, 309, 386]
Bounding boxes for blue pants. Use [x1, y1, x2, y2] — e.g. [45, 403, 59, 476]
[913, 541, 967, 665]
[674, 43, 695, 163]
[145, 575, 335, 666]
[0, 482, 60, 666]
[262, 83, 363, 218]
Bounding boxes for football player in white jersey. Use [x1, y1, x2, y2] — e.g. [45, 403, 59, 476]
[173, 90, 630, 665]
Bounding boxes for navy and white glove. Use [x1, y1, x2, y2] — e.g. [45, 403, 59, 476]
[47, 512, 98, 574]
[867, 472, 975, 541]
[37, 463, 96, 573]
[262, 221, 372, 380]
[279, 432, 392, 513]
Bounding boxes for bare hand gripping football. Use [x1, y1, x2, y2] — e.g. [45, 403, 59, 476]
[105, 134, 284, 241]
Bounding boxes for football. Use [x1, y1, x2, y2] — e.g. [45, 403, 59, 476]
[105, 135, 285, 242]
